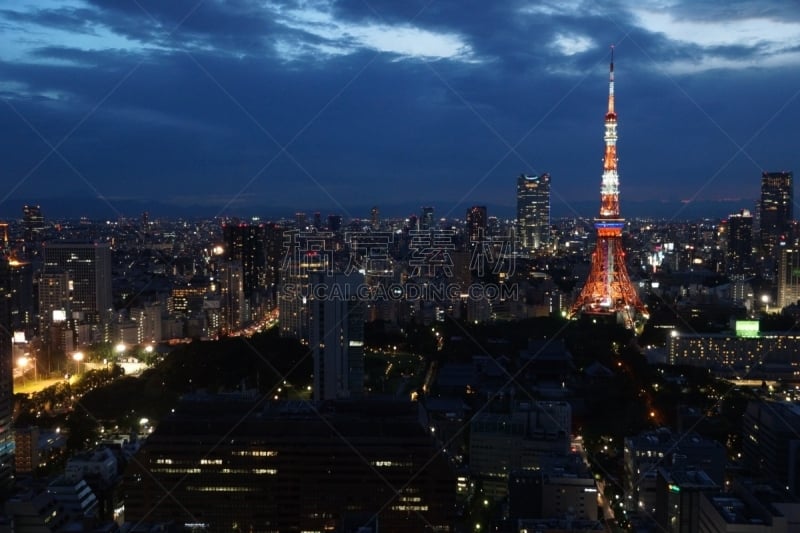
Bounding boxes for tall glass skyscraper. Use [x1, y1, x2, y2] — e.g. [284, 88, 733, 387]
[420, 206, 435, 231]
[22, 204, 44, 243]
[223, 223, 266, 298]
[516, 173, 551, 252]
[309, 272, 364, 401]
[759, 171, 793, 255]
[466, 205, 487, 246]
[726, 209, 753, 279]
[777, 246, 800, 310]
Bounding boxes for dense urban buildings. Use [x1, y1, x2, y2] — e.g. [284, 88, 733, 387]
[1, 165, 798, 532]
[624, 428, 725, 515]
[2, 52, 800, 533]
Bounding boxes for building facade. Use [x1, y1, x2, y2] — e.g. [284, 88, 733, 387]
[309, 272, 365, 401]
[41, 241, 112, 323]
[624, 429, 725, 515]
[516, 173, 551, 252]
[759, 171, 793, 256]
[0, 258, 13, 495]
[726, 209, 754, 279]
[742, 400, 800, 498]
[22, 204, 45, 243]
[469, 402, 571, 498]
[218, 260, 246, 334]
[777, 246, 800, 309]
[668, 330, 800, 378]
[123, 396, 455, 532]
[466, 205, 487, 247]
[223, 223, 266, 298]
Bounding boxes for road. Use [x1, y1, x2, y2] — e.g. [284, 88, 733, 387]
[572, 437, 617, 526]
[14, 377, 67, 395]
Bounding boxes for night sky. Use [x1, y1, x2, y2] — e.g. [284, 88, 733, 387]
[1, 0, 799, 220]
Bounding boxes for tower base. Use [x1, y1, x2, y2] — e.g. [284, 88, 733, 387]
[570, 227, 648, 331]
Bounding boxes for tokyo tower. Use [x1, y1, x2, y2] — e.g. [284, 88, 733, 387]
[569, 48, 649, 330]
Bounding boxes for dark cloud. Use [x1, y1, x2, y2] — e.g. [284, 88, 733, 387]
[667, 0, 800, 23]
[0, 0, 798, 218]
[0, 6, 99, 33]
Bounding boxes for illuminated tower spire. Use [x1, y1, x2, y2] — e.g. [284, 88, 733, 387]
[569, 48, 648, 330]
[600, 46, 619, 219]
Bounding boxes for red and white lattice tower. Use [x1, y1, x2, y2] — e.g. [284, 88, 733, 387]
[569, 48, 649, 330]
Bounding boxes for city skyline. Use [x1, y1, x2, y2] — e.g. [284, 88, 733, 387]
[1, 1, 799, 220]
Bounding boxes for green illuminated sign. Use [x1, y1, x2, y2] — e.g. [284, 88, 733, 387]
[669, 484, 681, 493]
[735, 320, 759, 338]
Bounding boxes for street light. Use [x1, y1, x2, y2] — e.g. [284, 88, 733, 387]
[115, 343, 126, 363]
[28, 354, 37, 381]
[17, 356, 29, 386]
[72, 351, 84, 375]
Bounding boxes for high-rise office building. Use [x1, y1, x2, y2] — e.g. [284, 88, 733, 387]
[309, 272, 365, 401]
[0, 224, 8, 254]
[370, 206, 380, 230]
[420, 206, 435, 231]
[760, 171, 793, 255]
[778, 246, 800, 310]
[263, 223, 284, 291]
[38, 272, 70, 330]
[8, 258, 34, 329]
[41, 242, 112, 323]
[218, 260, 246, 333]
[466, 205, 487, 246]
[22, 205, 44, 243]
[327, 214, 342, 233]
[726, 209, 753, 279]
[516, 173, 550, 251]
[278, 240, 332, 342]
[222, 223, 265, 298]
[0, 258, 14, 495]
